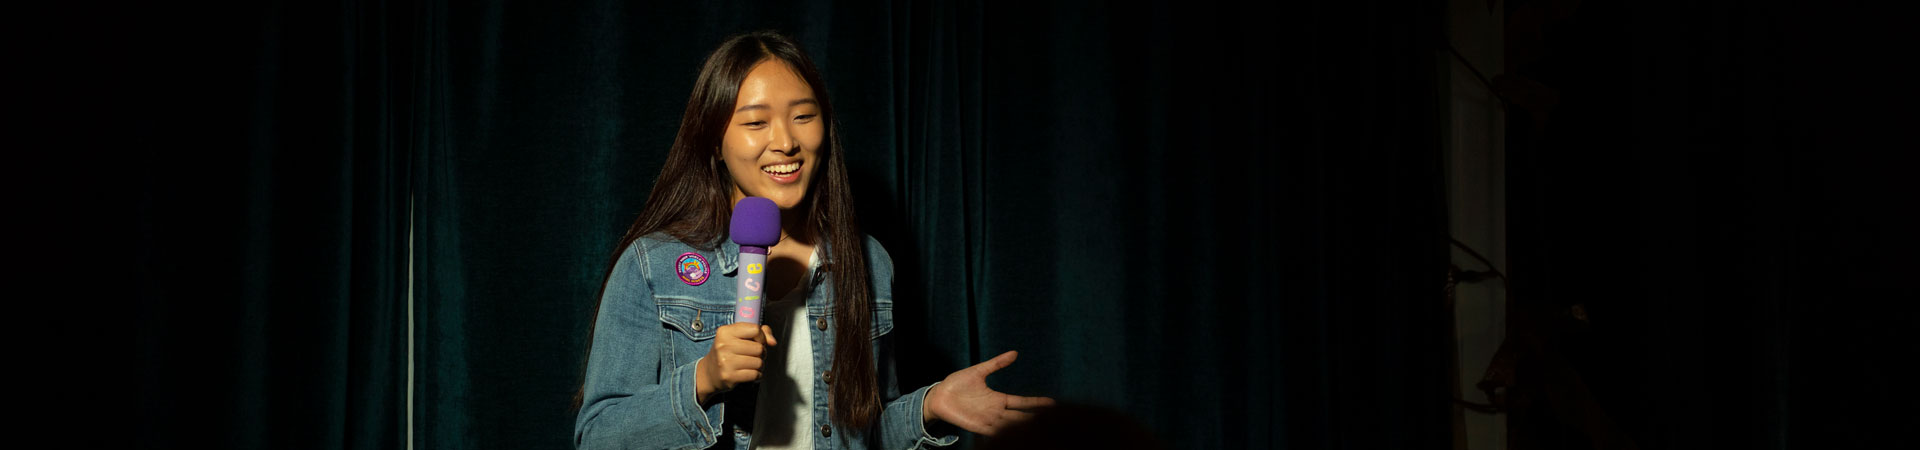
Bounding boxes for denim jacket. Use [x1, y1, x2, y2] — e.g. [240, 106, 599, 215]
[575, 232, 959, 450]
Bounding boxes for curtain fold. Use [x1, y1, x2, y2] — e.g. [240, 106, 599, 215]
[134, 1, 410, 449]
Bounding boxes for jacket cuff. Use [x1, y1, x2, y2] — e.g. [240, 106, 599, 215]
[894, 383, 960, 448]
[674, 358, 725, 446]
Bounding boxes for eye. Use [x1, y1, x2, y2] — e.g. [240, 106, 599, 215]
[742, 120, 768, 128]
[794, 114, 817, 123]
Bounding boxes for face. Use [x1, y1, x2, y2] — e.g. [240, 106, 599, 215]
[720, 59, 825, 210]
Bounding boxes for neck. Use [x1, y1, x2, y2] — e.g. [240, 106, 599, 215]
[778, 207, 817, 247]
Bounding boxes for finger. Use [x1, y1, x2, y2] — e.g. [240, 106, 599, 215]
[760, 325, 778, 347]
[968, 350, 1019, 376]
[721, 340, 765, 357]
[728, 355, 763, 371]
[999, 409, 1036, 423]
[727, 368, 764, 383]
[719, 322, 764, 340]
[1005, 395, 1056, 410]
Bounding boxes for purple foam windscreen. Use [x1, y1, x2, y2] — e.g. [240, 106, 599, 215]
[730, 197, 782, 251]
[730, 197, 780, 324]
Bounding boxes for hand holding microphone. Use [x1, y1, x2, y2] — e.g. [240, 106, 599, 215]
[692, 197, 782, 405]
[694, 321, 776, 404]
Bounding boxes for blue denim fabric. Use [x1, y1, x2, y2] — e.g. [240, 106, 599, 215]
[575, 232, 959, 450]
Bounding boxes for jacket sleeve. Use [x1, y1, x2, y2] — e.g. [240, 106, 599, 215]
[575, 243, 725, 450]
[868, 238, 960, 449]
[878, 381, 958, 449]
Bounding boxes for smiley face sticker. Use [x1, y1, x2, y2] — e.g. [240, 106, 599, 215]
[675, 252, 709, 286]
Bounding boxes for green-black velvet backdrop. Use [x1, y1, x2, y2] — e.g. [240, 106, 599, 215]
[130, 0, 1451, 449]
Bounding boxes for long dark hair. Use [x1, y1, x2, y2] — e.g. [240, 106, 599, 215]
[574, 30, 881, 430]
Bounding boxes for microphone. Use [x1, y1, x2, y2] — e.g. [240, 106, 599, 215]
[729, 197, 781, 324]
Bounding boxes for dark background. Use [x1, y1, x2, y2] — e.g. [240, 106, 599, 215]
[1497, 1, 1918, 447]
[56, 0, 1910, 448]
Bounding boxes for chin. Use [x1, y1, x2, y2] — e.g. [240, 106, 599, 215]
[761, 189, 807, 211]
[740, 174, 813, 211]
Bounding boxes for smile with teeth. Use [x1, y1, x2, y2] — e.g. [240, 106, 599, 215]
[761, 161, 801, 175]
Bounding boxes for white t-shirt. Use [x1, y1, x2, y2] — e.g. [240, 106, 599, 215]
[749, 248, 820, 449]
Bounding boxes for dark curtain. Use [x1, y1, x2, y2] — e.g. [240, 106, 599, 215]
[1503, 0, 1918, 448]
[130, 1, 1449, 449]
[130, 1, 410, 449]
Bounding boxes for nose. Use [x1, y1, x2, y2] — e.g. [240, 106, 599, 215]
[768, 121, 798, 156]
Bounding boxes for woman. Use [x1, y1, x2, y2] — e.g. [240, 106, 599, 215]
[574, 31, 1052, 450]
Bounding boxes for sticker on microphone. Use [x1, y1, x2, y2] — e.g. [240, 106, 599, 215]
[675, 252, 709, 286]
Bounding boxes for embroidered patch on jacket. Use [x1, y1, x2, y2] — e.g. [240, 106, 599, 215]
[675, 252, 710, 286]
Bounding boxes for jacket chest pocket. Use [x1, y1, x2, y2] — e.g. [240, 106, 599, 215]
[655, 295, 736, 362]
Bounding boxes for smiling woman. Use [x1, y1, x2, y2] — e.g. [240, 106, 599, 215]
[721, 61, 823, 211]
[572, 31, 1053, 450]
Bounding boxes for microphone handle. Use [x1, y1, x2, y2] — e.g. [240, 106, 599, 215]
[734, 249, 768, 324]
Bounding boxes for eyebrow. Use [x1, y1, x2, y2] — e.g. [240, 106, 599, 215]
[735, 98, 819, 113]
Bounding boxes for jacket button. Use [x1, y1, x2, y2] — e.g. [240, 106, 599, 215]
[815, 317, 827, 330]
[823, 370, 833, 385]
[692, 317, 703, 332]
[820, 425, 831, 437]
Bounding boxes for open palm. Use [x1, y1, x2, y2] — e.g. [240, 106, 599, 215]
[925, 350, 1056, 436]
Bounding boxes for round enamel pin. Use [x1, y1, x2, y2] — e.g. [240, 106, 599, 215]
[675, 252, 710, 286]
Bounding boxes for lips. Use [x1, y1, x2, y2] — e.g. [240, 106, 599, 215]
[761, 161, 800, 174]
[760, 160, 802, 184]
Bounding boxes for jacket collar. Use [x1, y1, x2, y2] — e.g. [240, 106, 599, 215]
[712, 234, 831, 284]
[715, 238, 742, 276]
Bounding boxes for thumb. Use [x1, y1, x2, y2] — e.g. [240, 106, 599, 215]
[969, 350, 1018, 377]
[760, 324, 778, 347]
